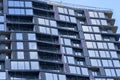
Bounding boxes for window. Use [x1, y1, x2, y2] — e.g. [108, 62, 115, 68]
[0, 72, 6, 79]
[99, 51, 110, 58]
[30, 62, 39, 70]
[59, 15, 76, 23]
[84, 33, 94, 40]
[38, 18, 45, 25]
[0, 24, 4, 31]
[0, 16, 4, 22]
[50, 20, 57, 27]
[17, 51, 24, 59]
[95, 34, 102, 40]
[116, 69, 120, 76]
[98, 12, 105, 18]
[26, 9, 33, 15]
[39, 26, 58, 35]
[69, 66, 76, 74]
[25, 2, 32, 7]
[8, 1, 14, 7]
[8, 1, 24, 7]
[113, 60, 120, 67]
[68, 9, 75, 15]
[81, 68, 89, 75]
[69, 66, 88, 75]
[97, 42, 104, 49]
[8, 1, 32, 7]
[84, 33, 96, 40]
[61, 38, 71, 46]
[91, 19, 100, 25]
[51, 28, 58, 35]
[101, 20, 107, 25]
[110, 51, 118, 58]
[45, 73, 53, 80]
[62, 47, 73, 55]
[29, 52, 38, 59]
[45, 73, 66, 80]
[90, 59, 101, 66]
[59, 15, 68, 21]
[105, 69, 116, 76]
[16, 33, 23, 40]
[11, 61, 39, 70]
[29, 42, 37, 50]
[67, 56, 75, 64]
[8, 8, 33, 15]
[102, 60, 113, 67]
[23, 62, 29, 69]
[86, 42, 97, 49]
[88, 50, 99, 57]
[16, 42, 24, 49]
[66, 47, 73, 54]
[28, 33, 36, 40]
[89, 11, 98, 17]
[58, 7, 68, 14]
[93, 27, 100, 32]
[59, 75, 66, 80]
[70, 17, 76, 23]
[89, 11, 94, 17]
[11, 61, 17, 69]
[108, 43, 115, 49]
[24, 62, 30, 70]
[38, 18, 57, 27]
[82, 26, 100, 33]
[18, 62, 24, 69]
[82, 25, 89, 32]
[8, 9, 14, 14]
[89, 11, 105, 18]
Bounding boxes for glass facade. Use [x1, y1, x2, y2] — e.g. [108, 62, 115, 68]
[0, 0, 119, 80]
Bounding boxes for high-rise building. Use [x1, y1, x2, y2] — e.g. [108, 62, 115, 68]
[0, 0, 120, 80]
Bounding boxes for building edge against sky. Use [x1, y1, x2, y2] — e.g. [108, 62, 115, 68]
[0, 0, 119, 80]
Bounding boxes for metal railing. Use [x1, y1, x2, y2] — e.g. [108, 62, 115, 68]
[36, 0, 112, 12]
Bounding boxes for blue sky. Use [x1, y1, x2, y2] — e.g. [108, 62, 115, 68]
[51, 0, 120, 32]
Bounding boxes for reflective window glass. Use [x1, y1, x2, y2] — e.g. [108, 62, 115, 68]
[101, 20, 107, 25]
[67, 56, 75, 64]
[50, 20, 57, 27]
[70, 17, 76, 23]
[66, 47, 73, 54]
[99, 12, 105, 18]
[17, 51, 24, 59]
[28, 33, 36, 40]
[16, 42, 24, 49]
[29, 42, 37, 50]
[51, 28, 58, 35]
[0, 16, 4, 22]
[26, 9, 33, 15]
[16, 33, 23, 40]
[11, 61, 17, 69]
[45, 73, 52, 80]
[81, 68, 89, 75]
[59, 75, 66, 80]
[113, 60, 120, 67]
[108, 43, 115, 49]
[30, 52, 38, 59]
[69, 66, 76, 74]
[30, 62, 39, 70]
[25, 2, 32, 7]
[0, 72, 6, 79]
[68, 9, 75, 15]
[0, 24, 4, 31]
